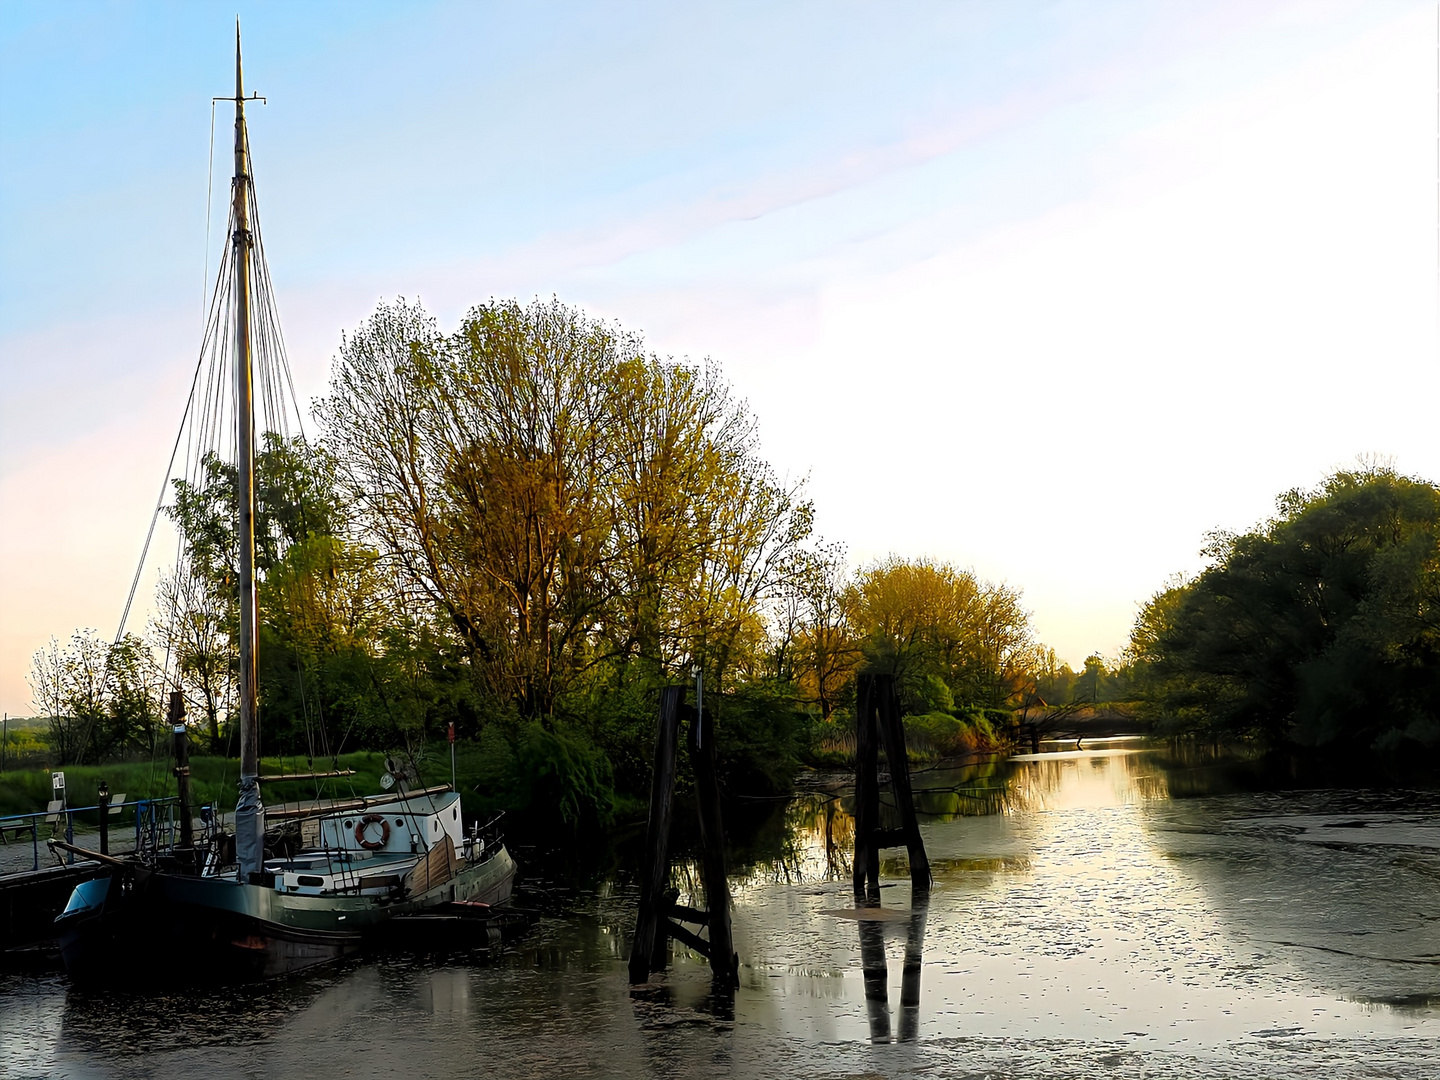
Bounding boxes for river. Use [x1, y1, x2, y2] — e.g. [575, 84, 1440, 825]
[3, 738, 1439, 1078]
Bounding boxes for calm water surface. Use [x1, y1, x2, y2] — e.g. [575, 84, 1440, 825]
[4, 739, 1439, 1078]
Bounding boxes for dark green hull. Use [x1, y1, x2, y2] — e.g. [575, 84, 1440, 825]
[56, 846, 516, 983]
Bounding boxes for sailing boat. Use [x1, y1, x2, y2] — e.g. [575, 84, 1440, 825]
[53, 30, 516, 982]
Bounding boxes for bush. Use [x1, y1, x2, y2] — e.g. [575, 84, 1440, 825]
[903, 707, 1007, 759]
[715, 682, 806, 797]
[496, 722, 617, 831]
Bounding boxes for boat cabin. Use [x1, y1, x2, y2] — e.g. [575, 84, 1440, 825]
[316, 791, 465, 856]
[265, 791, 470, 897]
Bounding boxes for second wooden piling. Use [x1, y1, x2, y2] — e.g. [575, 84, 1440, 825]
[687, 701, 737, 986]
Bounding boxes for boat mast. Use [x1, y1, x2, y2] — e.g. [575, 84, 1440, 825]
[231, 24, 264, 881]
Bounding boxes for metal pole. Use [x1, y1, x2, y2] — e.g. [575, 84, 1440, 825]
[692, 663, 703, 749]
[2, 712, 6, 772]
[231, 25, 264, 881]
[97, 780, 110, 856]
[449, 721, 456, 793]
[171, 691, 195, 864]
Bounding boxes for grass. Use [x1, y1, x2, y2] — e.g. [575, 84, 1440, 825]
[0, 746, 486, 824]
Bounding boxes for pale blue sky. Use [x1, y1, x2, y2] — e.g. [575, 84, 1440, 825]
[1, 1, 1436, 714]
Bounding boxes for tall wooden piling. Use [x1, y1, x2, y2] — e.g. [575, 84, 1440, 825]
[852, 673, 930, 899]
[874, 679, 931, 892]
[628, 686, 682, 984]
[628, 683, 738, 988]
[852, 675, 882, 900]
[687, 701, 737, 986]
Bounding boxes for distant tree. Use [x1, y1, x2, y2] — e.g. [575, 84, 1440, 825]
[850, 556, 1035, 713]
[789, 543, 860, 721]
[152, 567, 233, 752]
[27, 630, 160, 763]
[1033, 648, 1077, 705]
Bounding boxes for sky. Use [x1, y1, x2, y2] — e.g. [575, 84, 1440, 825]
[1, 0, 1437, 717]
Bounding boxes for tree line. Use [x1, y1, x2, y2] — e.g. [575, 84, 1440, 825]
[28, 298, 1054, 818]
[37, 299, 1425, 818]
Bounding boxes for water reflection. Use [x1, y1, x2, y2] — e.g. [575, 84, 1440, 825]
[6, 740, 1440, 1079]
[857, 907, 890, 1041]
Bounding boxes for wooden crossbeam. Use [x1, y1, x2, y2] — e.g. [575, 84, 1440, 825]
[664, 919, 711, 958]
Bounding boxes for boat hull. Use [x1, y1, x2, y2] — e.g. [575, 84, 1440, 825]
[56, 846, 516, 983]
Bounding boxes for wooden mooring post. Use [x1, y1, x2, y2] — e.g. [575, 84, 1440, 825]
[629, 686, 682, 984]
[853, 673, 931, 901]
[628, 683, 738, 987]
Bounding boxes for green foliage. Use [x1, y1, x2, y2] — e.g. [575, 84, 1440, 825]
[1035, 652, 1134, 705]
[921, 673, 955, 713]
[713, 682, 806, 796]
[0, 751, 394, 821]
[852, 556, 1038, 713]
[1130, 466, 1440, 752]
[503, 723, 617, 830]
[570, 680, 659, 801]
[903, 708, 1004, 759]
[28, 631, 162, 764]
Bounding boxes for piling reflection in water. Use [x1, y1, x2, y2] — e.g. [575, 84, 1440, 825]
[852, 897, 930, 1044]
[857, 906, 890, 1042]
[7, 740, 1440, 1080]
[898, 899, 926, 1043]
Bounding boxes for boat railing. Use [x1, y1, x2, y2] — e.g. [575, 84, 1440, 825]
[0, 797, 181, 874]
[467, 811, 506, 863]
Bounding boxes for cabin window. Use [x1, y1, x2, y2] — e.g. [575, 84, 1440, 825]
[395, 818, 404, 827]
[297, 875, 324, 887]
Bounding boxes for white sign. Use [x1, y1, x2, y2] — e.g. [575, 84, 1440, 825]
[51, 771, 65, 792]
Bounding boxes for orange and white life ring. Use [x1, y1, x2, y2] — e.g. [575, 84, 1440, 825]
[355, 814, 390, 850]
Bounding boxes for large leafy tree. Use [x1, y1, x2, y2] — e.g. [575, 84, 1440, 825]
[319, 297, 812, 721]
[154, 433, 359, 754]
[1130, 466, 1440, 749]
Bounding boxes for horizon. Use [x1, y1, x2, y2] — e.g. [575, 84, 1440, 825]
[2, 0, 1438, 717]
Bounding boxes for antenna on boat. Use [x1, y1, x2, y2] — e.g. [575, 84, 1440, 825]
[229, 21, 264, 882]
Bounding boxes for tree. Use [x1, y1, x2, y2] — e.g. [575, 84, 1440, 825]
[1129, 465, 1440, 749]
[604, 356, 756, 684]
[152, 566, 233, 752]
[320, 296, 813, 720]
[27, 630, 160, 763]
[155, 432, 348, 753]
[850, 556, 1035, 713]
